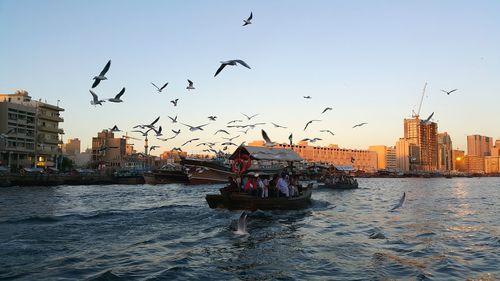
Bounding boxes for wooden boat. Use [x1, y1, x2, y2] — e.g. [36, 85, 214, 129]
[206, 185, 313, 211]
[143, 164, 189, 184]
[182, 158, 235, 185]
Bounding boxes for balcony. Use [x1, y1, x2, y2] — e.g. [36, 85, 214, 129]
[38, 113, 64, 122]
[38, 125, 64, 134]
[43, 138, 63, 145]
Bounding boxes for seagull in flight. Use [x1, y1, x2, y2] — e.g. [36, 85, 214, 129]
[89, 90, 106, 106]
[186, 79, 195, 90]
[303, 96, 312, 99]
[221, 142, 237, 146]
[261, 129, 277, 147]
[238, 128, 250, 134]
[182, 138, 200, 146]
[320, 130, 335, 136]
[107, 87, 125, 103]
[271, 122, 287, 129]
[302, 137, 322, 143]
[303, 120, 321, 131]
[134, 116, 160, 130]
[171, 147, 183, 152]
[91, 60, 111, 88]
[180, 123, 209, 132]
[109, 125, 121, 132]
[208, 116, 217, 121]
[352, 122, 368, 128]
[242, 12, 253, 26]
[0, 128, 15, 140]
[223, 135, 240, 142]
[151, 82, 168, 93]
[241, 113, 259, 120]
[151, 126, 163, 136]
[214, 60, 251, 77]
[321, 107, 332, 114]
[149, 145, 160, 152]
[422, 112, 434, 124]
[227, 119, 243, 124]
[172, 129, 181, 135]
[170, 99, 179, 106]
[441, 89, 458, 95]
[215, 129, 230, 135]
[168, 116, 178, 123]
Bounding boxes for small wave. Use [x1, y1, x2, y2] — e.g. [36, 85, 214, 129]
[2, 215, 61, 224]
[85, 269, 123, 281]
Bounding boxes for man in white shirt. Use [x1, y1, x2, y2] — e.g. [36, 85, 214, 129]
[277, 174, 289, 197]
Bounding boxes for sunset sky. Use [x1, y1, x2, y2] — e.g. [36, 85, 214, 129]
[1, 0, 499, 155]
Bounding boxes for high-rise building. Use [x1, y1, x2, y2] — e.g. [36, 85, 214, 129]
[0, 90, 64, 169]
[467, 135, 493, 157]
[368, 145, 397, 171]
[91, 130, 127, 168]
[247, 140, 378, 173]
[437, 132, 453, 172]
[403, 117, 438, 171]
[63, 138, 81, 156]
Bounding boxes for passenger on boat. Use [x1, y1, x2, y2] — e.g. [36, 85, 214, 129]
[220, 176, 239, 193]
[269, 174, 280, 197]
[277, 173, 290, 198]
[244, 175, 257, 195]
[255, 174, 265, 198]
[261, 176, 269, 198]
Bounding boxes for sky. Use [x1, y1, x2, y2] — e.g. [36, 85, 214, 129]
[1, 0, 499, 155]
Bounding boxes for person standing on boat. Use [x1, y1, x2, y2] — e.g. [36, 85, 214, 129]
[262, 176, 269, 198]
[244, 175, 257, 195]
[277, 173, 290, 198]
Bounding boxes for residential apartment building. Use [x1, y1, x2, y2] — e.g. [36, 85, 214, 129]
[63, 138, 81, 156]
[368, 145, 397, 171]
[0, 90, 64, 170]
[91, 130, 127, 168]
[452, 150, 465, 172]
[247, 140, 378, 173]
[467, 135, 493, 157]
[463, 155, 485, 174]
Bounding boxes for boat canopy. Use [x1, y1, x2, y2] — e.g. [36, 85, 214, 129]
[230, 145, 303, 162]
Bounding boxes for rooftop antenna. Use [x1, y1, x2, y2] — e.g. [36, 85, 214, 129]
[412, 82, 427, 118]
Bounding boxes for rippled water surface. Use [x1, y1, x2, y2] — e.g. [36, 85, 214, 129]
[1, 178, 499, 280]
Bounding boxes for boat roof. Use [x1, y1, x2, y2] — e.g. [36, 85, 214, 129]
[334, 165, 353, 171]
[230, 145, 303, 162]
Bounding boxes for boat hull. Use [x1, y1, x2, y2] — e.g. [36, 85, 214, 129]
[184, 164, 235, 185]
[143, 171, 189, 185]
[206, 188, 313, 211]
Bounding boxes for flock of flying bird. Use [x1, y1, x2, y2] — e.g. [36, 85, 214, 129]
[85, 11, 459, 155]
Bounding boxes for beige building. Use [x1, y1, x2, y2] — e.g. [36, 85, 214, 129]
[160, 150, 188, 163]
[91, 130, 127, 168]
[368, 145, 397, 171]
[467, 135, 493, 157]
[247, 140, 378, 173]
[404, 117, 438, 171]
[63, 138, 81, 156]
[437, 132, 453, 172]
[0, 90, 64, 169]
[464, 155, 484, 174]
[485, 156, 500, 174]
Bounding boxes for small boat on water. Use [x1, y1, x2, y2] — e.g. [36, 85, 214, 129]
[143, 164, 189, 184]
[206, 145, 313, 211]
[206, 185, 313, 211]
[182, 157, 235, 185]
[318, 180, 358, 189]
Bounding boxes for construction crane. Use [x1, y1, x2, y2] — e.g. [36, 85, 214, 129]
[412, 82, 427, 118]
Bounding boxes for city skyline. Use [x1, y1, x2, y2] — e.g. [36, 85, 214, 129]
[1, 1, 499, 154]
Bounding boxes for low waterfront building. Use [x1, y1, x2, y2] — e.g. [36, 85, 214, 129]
[247, 140, 378, 173]
[485, 156, 500, 174]
[0, 90, 64, 170]
[463, 155, 484, 174]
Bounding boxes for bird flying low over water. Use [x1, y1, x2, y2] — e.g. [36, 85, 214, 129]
[215, 129, 230, 135]
[170, 99, 179, 106]
[151, 82, 168, 93]
[181, 123, 209, 132]
[91, 60, 111, 88]
[107, 87, 125, 103]
[89, 90, 106, 106]
[352, 122, 368, 128]
[302, 137, 322, 143]
[271, 122, 287, 129]
[390, 192, 406, 211]
[303, 96, 312, 99]
[261, 129, 276, 147]
[182, 138, 200, 146]
[320, 130, 335, 136]
[214, 60, 251, 77]
[242, 12, 253, 26]
[441, 89, 458, 95]
[321, 107, 333, 114]
[303, 120, 321, 131]
[186, 79, 195, 90]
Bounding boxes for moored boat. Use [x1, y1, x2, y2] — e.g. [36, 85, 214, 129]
[143, 164, 189, 184]
[182, 158, 235, 185]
